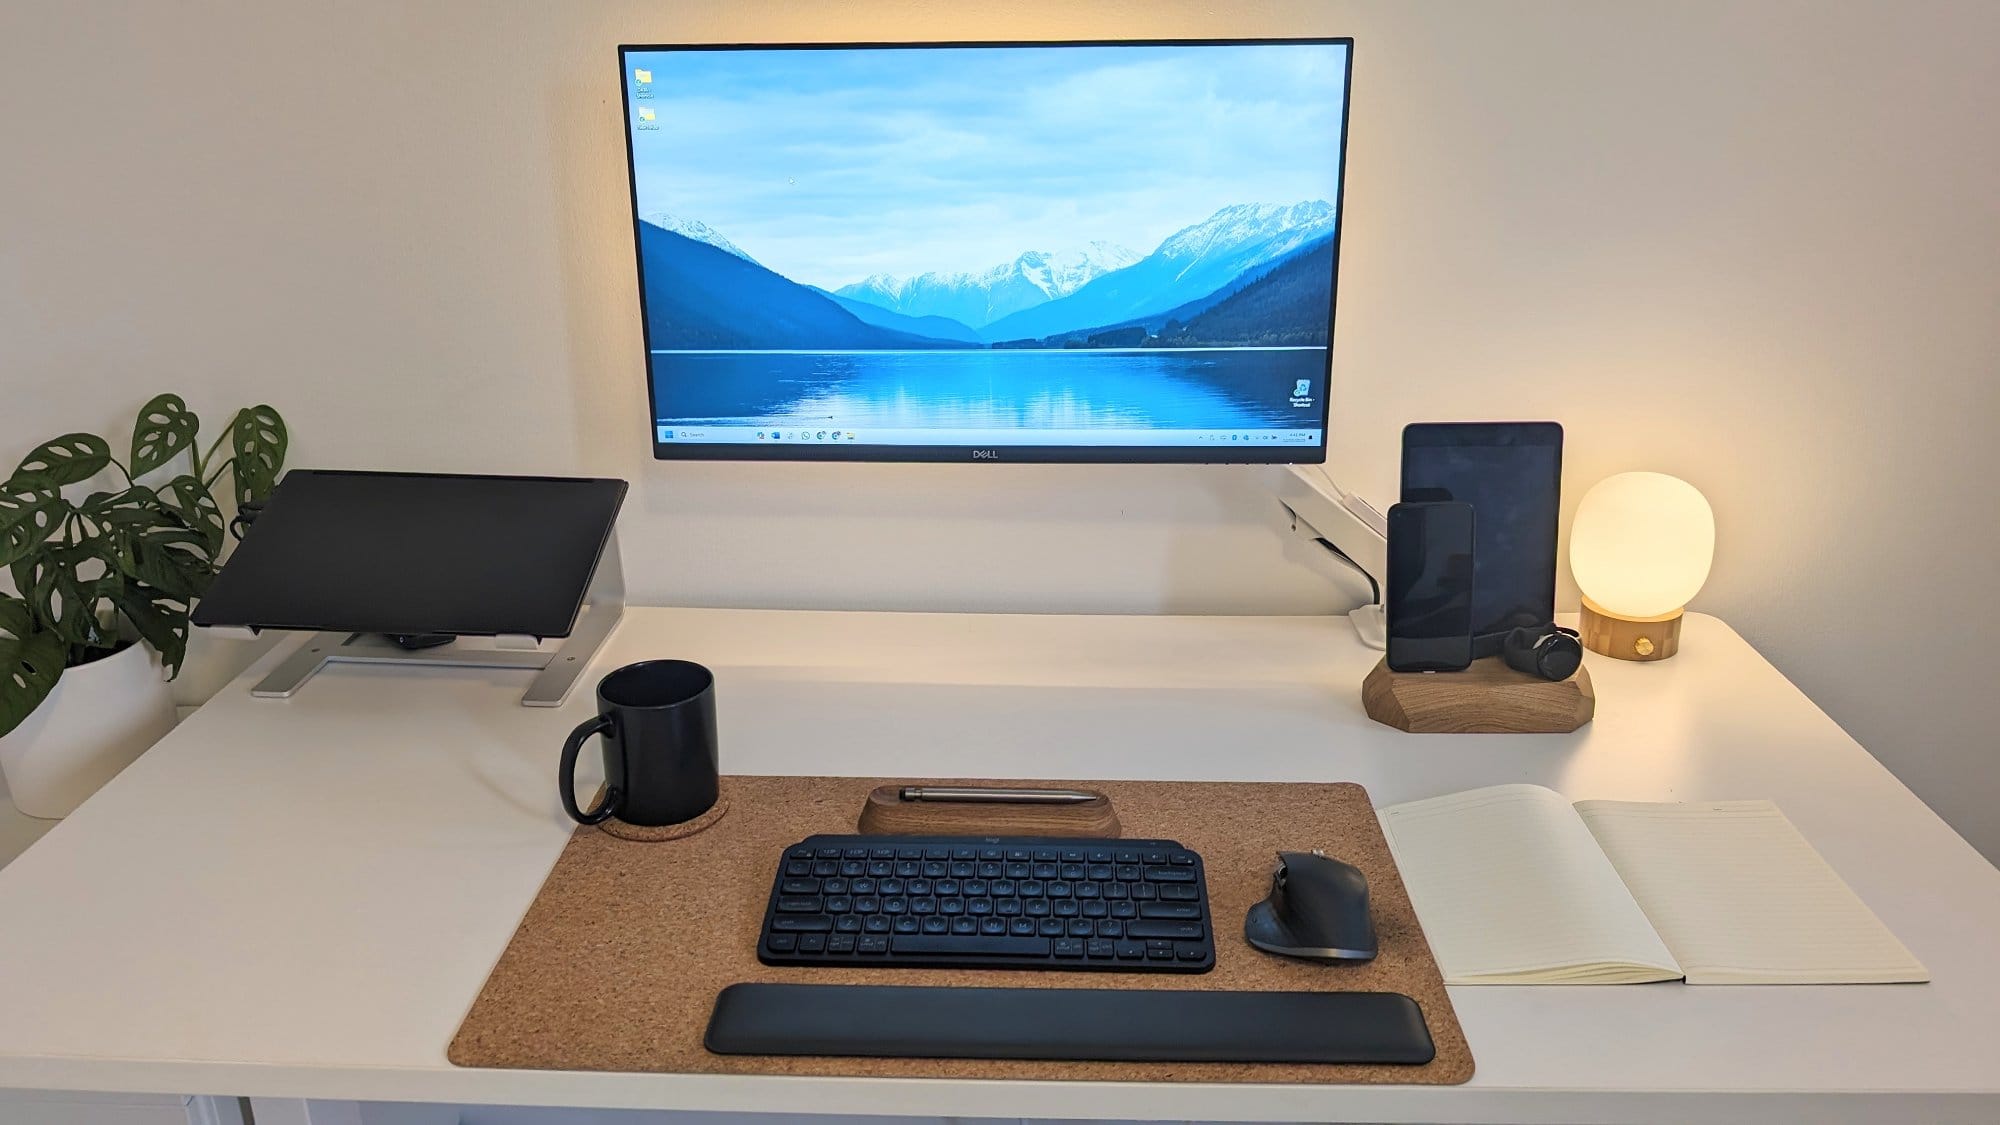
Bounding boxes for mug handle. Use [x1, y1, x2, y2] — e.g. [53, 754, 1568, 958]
[558, 715, 620, 825]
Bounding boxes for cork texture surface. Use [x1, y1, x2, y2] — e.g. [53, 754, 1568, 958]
[448, 775, 1473, 1085]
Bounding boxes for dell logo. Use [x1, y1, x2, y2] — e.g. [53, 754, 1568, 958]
[971, 449, 1000, 460]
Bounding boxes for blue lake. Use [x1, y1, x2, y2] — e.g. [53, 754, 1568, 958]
[650, 348, 1327, 429]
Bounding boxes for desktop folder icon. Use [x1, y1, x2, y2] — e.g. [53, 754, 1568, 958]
[633, 68, 652, 84]
[636, 107, 656, 122]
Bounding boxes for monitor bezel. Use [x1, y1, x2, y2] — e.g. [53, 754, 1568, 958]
[618, 37, 1354, 465]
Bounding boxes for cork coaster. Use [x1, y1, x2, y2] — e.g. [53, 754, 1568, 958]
[593, 784, 732, 843]
[450, 776, 1473, 1085]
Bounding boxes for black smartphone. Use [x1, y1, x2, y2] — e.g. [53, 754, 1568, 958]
[1400, 422, 1564, 658]
[1385, 501, 1477, 673]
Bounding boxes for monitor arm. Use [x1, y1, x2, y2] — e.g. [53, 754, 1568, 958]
[1269, 465, 1388, 648]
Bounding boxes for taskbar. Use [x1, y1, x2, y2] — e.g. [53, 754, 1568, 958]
[656, 425, 1322, 447]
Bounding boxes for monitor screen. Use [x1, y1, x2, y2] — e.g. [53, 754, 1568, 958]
[619, 39, 1352, 463]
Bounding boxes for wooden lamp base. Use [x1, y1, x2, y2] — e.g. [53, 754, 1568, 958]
[1362, 657, 1594, 734]
[1579, 596, 1682, 661]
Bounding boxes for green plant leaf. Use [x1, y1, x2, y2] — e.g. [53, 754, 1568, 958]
[154, 475, 226, 555]
[13, 540, 119, 652]
[0, 472, 65, 568]
[130, 394, 200, 479]
[109, 583, 190, 677]
[110, 524, 215, 601]
[0, 598, 66, 738]
[14, 433, 112, 486]
[229, 406, 287, 507]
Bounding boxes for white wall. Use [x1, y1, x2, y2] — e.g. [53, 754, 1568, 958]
[4, 1, 1996, 857]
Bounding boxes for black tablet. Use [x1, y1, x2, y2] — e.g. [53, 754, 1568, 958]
[1400, 422, 1563, 658]
[191, 470, 627, 639]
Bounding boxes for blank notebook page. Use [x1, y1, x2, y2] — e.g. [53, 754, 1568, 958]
[1379, 785, 1680, 984]
[1575, 800, 1929, 985]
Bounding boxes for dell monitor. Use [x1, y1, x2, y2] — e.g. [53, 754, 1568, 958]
[619, 38, 1352, 463]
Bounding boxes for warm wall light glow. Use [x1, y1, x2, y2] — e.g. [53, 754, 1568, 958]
[1570, 472, 1715, 618]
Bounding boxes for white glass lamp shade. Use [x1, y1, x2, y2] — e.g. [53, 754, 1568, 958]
[1569, 472, 1714, 618]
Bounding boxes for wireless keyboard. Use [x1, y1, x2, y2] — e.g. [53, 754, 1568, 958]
[757, 835, 1216, 972]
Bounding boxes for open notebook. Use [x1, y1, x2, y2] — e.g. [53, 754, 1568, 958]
[1377, 784, 1928, 985]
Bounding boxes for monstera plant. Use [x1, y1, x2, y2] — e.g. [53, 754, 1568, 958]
[0, 395, 286, 737]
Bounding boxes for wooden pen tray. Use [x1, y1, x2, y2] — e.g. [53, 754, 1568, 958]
[449, 775, 1473, 1085]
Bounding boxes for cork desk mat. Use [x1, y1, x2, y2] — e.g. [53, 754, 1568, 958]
[449, 776, 1474, 1085]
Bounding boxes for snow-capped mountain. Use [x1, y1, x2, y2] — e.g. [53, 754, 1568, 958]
[835, 242, 1138, 330]
[978, 201, 1337, 343]
[1154, 201, 1335, 276]
[642, 212, 759, 266]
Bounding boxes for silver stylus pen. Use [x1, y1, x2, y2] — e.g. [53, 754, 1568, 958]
[897, 786, 1098, 804]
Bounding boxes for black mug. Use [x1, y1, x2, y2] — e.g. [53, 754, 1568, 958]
[559, 659, 719, 827]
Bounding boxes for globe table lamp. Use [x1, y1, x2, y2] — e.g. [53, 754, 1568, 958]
[1570, 472, 1714, 661]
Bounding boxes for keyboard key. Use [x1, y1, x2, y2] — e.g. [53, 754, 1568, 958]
[1067, 918, 1094, 937]
[1127, 920, 1204, 940]
[784, 860, 811, 877]
[1096, 919, 1124, 938]
[977, 847, 1003, 861]
[951, 847, 976, 860]
[870, 847, 895, 859]
[858, 935, 890, 954]
[1115, 940, 1145, 959]
[1115, 849, 1140, 864]
[980, 917, 1007, 935]
[1060, 849, 1085, 863]
[1143, 866, 1195, 883]
[1142, 849, 1167, 864]
[825, 896, 852, 913]
[921, 917, 949, 934]
[893, 917, 920, 934]
[1132, 884, 1157, 901]
[854, 896, 880, 912]
[1054, 900, 1080, 917]
[1169, 851, 1196, 866]
[799, 934, 827, 953]
[1005, 848, 1030, 861]
[1086, 864, 1112, 880]
[822, 878, 848, 894]
[1111, 902, 1137, 919]
[1139, 902, 1201, 920]
[843, 847, 868, 859]
[1009, 918, 1035, 936]
[864, 916, 891, 933]
[780, 878, 819, 895]
[1081, 901, 1108, 918]
[950, 917, 978, 935]
[1115, 864, 1141, 881]
[767, 933, 798, 953]
[776, 896, 823, 913]
[1033, 849, 1057, 862]
[1038, 918, 1064, 937]
[1053, 938, 1085, 957]
[1059, 863, 1084, 880]
[827, 935, 857, 953]
[892, 935, 1051, 957]
[771, 915, 833, 932]
[1177, 943, 1207, 961]
[1025, 899, 1051, 917]
[1087, 849, 1113, 863]
[1159, 884, 1200, 901]
[1087, 939, 1116, 958]
[835, 916, 863, 933]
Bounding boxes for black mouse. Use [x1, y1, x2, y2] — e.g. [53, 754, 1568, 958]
[1243, 850, 1377, 962]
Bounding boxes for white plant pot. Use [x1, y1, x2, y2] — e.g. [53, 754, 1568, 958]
[0, 642, 177, 819]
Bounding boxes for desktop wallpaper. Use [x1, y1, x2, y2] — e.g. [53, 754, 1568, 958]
[623, 42, 1350, 449]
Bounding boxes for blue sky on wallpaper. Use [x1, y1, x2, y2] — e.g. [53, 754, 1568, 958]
[624, 43, 1349, 289]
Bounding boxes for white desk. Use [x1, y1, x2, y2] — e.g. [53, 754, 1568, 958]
[0, 609, 1996, 1124]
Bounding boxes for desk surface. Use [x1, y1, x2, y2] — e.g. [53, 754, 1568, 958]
[0, 608, 1996, 1124]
